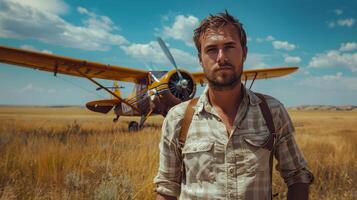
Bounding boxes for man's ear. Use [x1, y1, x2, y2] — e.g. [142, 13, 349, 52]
[198, 53, 202, 66]
[243, 47, 248, 62]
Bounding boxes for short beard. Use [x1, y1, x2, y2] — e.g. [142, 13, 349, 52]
[207, 73, 241, 91]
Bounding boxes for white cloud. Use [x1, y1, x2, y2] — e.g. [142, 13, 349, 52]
[19, 83, 44, 93]
[339, 42, 357, 52]
[337, 18, 355, 27]
[20, 44, 52, 54]
[266, 35, 275, 41]
[255, 35, 274, 43]
[0, 0, 127, 51]
[284, 56, 301, 64]
[328, 18, 355, 28]
[245, 53, 270, 69]
[322, 72, 343, 81]
[328, 21, 336, 28]
[9, 0, 69, 15]
[121, 41, 199, 69]
[121, 41, 165, 63]
[298, 73, 357, 91]
[256, 38, 264, 43]
[334, 9, 343, 16]
[308, 49, 357, 72]
[272, 40, 296, 51]
[162, 15, 199, 46]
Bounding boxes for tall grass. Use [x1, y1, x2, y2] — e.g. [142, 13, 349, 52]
[0, 107, 356, 199]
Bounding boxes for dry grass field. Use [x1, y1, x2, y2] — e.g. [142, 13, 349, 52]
[0, 106, 356, 200]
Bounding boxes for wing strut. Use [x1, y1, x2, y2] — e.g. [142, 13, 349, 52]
[249, 72, 258, 90]
[74, 68, 140, 113]
[54, 62, 58, 77]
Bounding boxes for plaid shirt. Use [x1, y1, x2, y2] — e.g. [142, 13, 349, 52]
[154, 86, 313, 199]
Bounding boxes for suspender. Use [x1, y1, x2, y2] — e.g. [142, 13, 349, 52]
[255, 93, 276, 151]
[255, 93, 277, 199]
[179, 97, 199, 144]
[179, 93, 276, 197]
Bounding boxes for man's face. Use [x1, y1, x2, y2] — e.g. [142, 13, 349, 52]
[199, 24, 247, 90]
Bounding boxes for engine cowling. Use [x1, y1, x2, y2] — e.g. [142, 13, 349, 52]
[167, 71, 196, 102]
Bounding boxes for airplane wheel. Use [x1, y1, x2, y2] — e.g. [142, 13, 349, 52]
[128, 121, 139, 132]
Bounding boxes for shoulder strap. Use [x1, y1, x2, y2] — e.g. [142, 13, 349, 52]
[255, 93, 276, 151]
[179, 98, 199, 144]
[255, 93, 276, 134]
[254, 92, 277, 198]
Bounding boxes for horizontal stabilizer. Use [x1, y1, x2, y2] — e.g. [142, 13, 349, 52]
[86, 99, 121, 114]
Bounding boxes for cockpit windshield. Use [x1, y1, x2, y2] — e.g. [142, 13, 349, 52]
[150, 71, 168, 81]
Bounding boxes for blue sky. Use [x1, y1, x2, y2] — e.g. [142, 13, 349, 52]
[0, 0, 356, 106]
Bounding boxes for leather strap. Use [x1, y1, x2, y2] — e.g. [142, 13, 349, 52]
[255, 93, 276, 151]
[254, 92, 277, 199]
[179, 98, 199, 144]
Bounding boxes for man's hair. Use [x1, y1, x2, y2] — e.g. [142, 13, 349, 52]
[193, 11, 247, 57]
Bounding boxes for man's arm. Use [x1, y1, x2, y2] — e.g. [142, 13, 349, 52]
[156, 193, 177, 200]
[273, 103, 314, 199]
[154, 107, 184, 198]
[287, 183, 309, 200]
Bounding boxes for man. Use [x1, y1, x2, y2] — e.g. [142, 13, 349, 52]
[155, 11, 313, 200]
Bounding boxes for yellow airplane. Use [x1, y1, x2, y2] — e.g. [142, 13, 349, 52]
[0, 38, 298, 131]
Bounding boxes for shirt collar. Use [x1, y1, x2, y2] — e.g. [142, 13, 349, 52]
[245, 86, 262, 106]
[193, 84, 261, 115]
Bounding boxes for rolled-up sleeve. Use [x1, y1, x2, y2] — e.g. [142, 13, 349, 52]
[154, 108, 183, 197]
[274, 104, 314, 187]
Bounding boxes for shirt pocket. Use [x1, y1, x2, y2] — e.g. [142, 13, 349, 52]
[182, 142, 214, 154]
[241, 130, 271, 172]
[243, 130, 271, 148]
[182, 141, 216, 183]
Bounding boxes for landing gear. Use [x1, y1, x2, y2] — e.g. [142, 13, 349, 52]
[113, 115, 120, 122]
[127, 108, 154, 132]
[128, 121, 139, 132]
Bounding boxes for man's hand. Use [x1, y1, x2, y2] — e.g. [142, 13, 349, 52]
[287, 183, 310, 200]
[156, 193, 177, 200]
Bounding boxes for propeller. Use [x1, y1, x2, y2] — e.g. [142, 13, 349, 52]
[156, 37, 189, 90]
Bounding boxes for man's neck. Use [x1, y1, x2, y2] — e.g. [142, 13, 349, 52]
[208, 83, 243, 116]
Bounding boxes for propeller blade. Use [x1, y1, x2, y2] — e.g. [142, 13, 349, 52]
[156, 37, 183, 80]
[157, 37, 177, 68]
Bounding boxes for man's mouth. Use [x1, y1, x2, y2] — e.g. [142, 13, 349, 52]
[216, 65, 233, 71]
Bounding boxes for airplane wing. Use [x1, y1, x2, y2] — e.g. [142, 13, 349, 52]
[191, 66, 298, 83]
[0, 45, 149, 83]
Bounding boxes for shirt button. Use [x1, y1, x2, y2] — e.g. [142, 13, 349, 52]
[229, 193, 234, 198]
[236, 155, 244, 162]
[229, 167, 234, 174]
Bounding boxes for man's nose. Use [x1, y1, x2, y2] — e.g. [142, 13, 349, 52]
[216, 49, 226, 64]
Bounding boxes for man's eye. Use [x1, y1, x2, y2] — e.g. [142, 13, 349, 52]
[225, 45, 235, 49]
[206, 48, 216, 53]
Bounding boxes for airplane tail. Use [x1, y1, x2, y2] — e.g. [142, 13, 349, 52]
[86, 99, 121, 114]
[112, 81, 121, 99]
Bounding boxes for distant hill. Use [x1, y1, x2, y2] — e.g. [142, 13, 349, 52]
[0, 105, 84, 108]
[288, 105, 357, 111]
